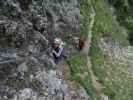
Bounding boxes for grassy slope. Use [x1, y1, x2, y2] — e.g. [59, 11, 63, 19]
[80, 0, 91, 37]
[90, 0, 133, 100]
[91, 0, 129, 46]
[110, 0, 133, 45]
[69, 0, 132, 100]
[68, 54, 98, 100]
[68, 0, 99, 100]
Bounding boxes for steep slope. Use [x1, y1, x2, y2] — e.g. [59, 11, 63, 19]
[89, 0, 133, 100]
[0, 0, 133, 100]
[108, 0, 133, 45]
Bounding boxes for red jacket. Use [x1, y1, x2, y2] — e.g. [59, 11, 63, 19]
[79, 37, 86, 50]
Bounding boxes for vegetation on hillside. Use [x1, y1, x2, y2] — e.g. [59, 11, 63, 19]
[90, 0, 133, 100]
[69, 0, 133, 100]
[68, 0, 99, 99]
[109, 0, 133, 45]
[91, 0, 129, 46]
[68, 54, 99, 100]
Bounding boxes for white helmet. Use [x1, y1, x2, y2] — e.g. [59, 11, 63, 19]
[54, 38, 62, 44]
[54, 38, 65, 46]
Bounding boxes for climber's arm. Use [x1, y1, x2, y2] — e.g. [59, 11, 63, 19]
[52, 47, 64, 57]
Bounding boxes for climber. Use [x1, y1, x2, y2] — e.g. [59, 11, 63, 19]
[79, 37, 86, 50]
[52, 38, 65, 64]
[74, 37, 86, 50]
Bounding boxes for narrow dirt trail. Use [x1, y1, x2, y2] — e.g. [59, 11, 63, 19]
[87, 56, 101, 94]
[83, 0, 102, 96]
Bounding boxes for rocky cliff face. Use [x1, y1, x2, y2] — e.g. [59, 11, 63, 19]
[0, 0, 80, 48]
[0, 0, 89, 100]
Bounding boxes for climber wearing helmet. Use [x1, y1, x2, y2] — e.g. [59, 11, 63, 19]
[74, 37, 86, 50]
[52, 38, 65, 64]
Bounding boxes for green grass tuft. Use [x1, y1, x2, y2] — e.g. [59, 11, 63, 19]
[67, 54, 99, 100]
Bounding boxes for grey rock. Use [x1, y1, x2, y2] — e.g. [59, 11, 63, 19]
[0, 0, 89, 100]
[17, 62, 28, 73]
[77, 86, 89, 100]
[101, 94, 109, 100]
[18, 88, 38, 100]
